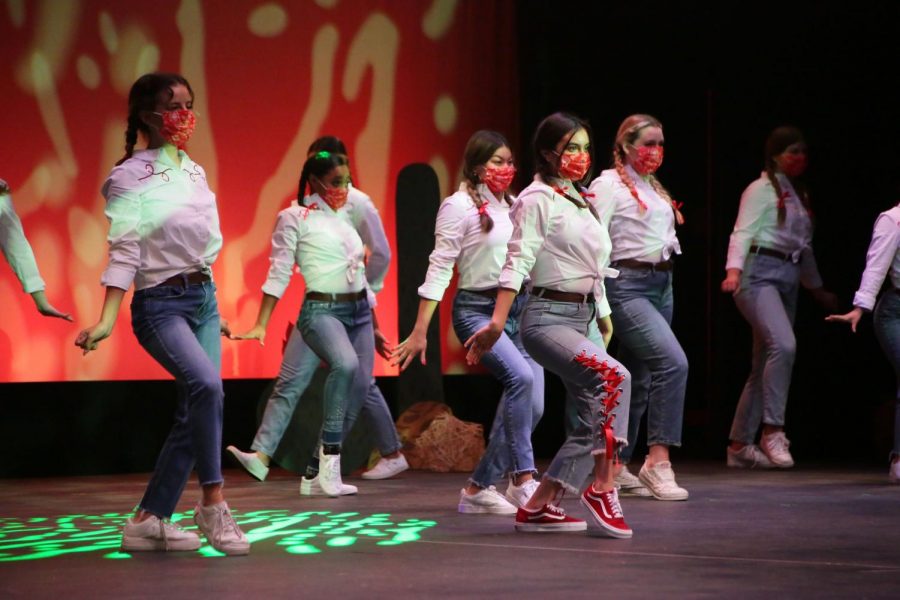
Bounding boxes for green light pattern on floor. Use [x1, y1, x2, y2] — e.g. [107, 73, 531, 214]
[0, 510, 437, 561]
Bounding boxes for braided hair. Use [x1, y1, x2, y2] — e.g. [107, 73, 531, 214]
[532, 112, 600, 222]
[612, 114, 682, 224]
[461, 130, 514, 233]
[115, 73, 194, 166]
[764, 126, 812, 225]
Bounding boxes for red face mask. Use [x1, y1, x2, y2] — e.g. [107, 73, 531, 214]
[157, 109, 196, 149]
[779, 153, 808, 178]
[558, 151, 591, 181]
[632, 145, 664, 175]
[322, 186, 349, 210]
[482, 164, 516, 194]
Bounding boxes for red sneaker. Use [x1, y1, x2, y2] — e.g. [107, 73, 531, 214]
[581, 485, 633, 538]
[515, 504, 587, 532]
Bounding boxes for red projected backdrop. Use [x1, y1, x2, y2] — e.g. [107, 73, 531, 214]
[0, 0, 518, 382]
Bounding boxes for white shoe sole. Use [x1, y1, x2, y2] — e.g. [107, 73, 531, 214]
[225, 446, 268, 481]
[515, 521, 587, 532]
[457, 502, 517, 515]
[361, 462, 409, 480]
[121, 536, 200, 552]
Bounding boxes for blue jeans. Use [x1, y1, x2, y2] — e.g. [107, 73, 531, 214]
[873, 290, 900, 460]
[520, 297, 631, 494]
[252, 323, 401, 458]
[606, 267, 688, 463]
[452, 291, 544, 488]
[297, 297, 374, 447]
[130, 281, 223, 519]
[730, 254, 800, 444]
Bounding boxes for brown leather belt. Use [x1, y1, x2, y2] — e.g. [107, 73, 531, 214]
[749, 245, 792, 262]
[157, 271, 211, 287]
[611, 259, 674, 271]
[305, 289, 367, 302]
[531, 286, 595, 304]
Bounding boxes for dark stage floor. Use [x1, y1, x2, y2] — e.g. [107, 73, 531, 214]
[2, 461, 898, 599]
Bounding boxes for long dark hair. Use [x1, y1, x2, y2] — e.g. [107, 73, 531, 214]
[116, 72, 194, 166]
[461, 130, 514, 233]
[532, 112, 599, 220]
[296, 151, 350, 204]
[764, 125, 811, 224]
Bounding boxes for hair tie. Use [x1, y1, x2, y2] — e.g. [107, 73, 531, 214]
[476, 203, 488, 216]
[315, 150, 330, 159]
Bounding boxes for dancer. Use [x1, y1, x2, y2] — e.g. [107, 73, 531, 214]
[234, 150, 375, 497]
[227, 137, 407, 485]
[392, 130, 544, 514]
[826, 200, 900, 482]
[0, 179, 71, 320]
[75, 72, 249, 555]
[466, 113, 632, 538]
[721, 126, 837, 469]
[589, 114, 688, 500]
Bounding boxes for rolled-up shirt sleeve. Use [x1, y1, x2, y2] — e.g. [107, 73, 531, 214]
[498, 190, 550, 292]
[725, 181, 768, 271]
[853, 213, 900, 310]
[0, 192, 45, 293]
[417, 198, 467, 301]
[261, 209, 301, 299]
[100, 173, 142, 291]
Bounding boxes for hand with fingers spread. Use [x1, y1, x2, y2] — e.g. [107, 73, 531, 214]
[464, 320, 503, 365]
[392, 329, 427, 371]
[825, 307, 864, 333]
[31, 291, 73, 321]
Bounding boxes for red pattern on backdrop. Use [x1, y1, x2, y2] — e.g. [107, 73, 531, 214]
[0, 0, 517, 382]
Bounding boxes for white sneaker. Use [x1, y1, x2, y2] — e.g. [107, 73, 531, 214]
[193, 502, 250, 556]
[300, 474, 358, 496]
[361, 454, 409, 480]
[121, 514, 200, 552]
[614, 465, 652, 497]
[760, 432, 795, 468]
[458, 485, 517, 514]
[638, 460, 689, 501]
[505, 477, 540, 508]
[226, 445, 269, 481]
[889, 460, 900, 484]
[318, 450, 351, 497]
[726, 444, 775, 469]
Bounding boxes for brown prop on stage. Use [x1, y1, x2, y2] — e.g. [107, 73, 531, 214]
[391, 401, 485, 473]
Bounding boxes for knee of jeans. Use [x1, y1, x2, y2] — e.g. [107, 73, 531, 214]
[770, 334, 796, 358]
[504, 366, 535, 395]
[668, 349, 689, 377]
[193, 371, 224, 402]
[329, 353, 359, 379]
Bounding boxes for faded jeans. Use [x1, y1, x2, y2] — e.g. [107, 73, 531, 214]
[130, 281, 223, 518]
[606, 267, 688, 463]
[730, 254, 800, 444]
[297, 297, 374, 447]
[252, 322, 401, 458]
[873, 289, 900, 460]
[521, 297, 631, 494]
[451, 290, 544, 488]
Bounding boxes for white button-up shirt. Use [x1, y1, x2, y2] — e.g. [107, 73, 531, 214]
[342, 185, 390, 303]
[852, 205, 900, 311]
[589, 165, 681, 263]
[261, 196, 368, 299]
[498, 176, 616, 318]
[0, 189, 45, 293]
[725, 172, 822, 288]
[418, 182, 513, 301]
[100, 149, 223, 291]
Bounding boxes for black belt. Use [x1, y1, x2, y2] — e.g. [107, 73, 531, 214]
[611, 259, 673, 272]
[460, 287, 524, 298]
[531, 286, 595, 304]
[749, 245, 793, 262]
[156, 271, 211, 288]
[305, 289, 367, 302]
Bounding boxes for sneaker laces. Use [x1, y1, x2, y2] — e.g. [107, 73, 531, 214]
[216, 505, 243, 541]
[601, 489, 624, 519]
[544, 503, 567, 517]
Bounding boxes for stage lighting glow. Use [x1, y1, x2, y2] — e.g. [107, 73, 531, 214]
[0, 510, 437, 561]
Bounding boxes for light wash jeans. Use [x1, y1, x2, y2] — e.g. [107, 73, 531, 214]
[730, 254, 800, 444]
[451, 290, 544, 488]
[520, 297, 631, 494]
[251, 323, 401, 459]
[873, 289, 900, 460]
[130, 281, 223, 518]
[606, 267, 688, 463]
[297, 297, 374, 448]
